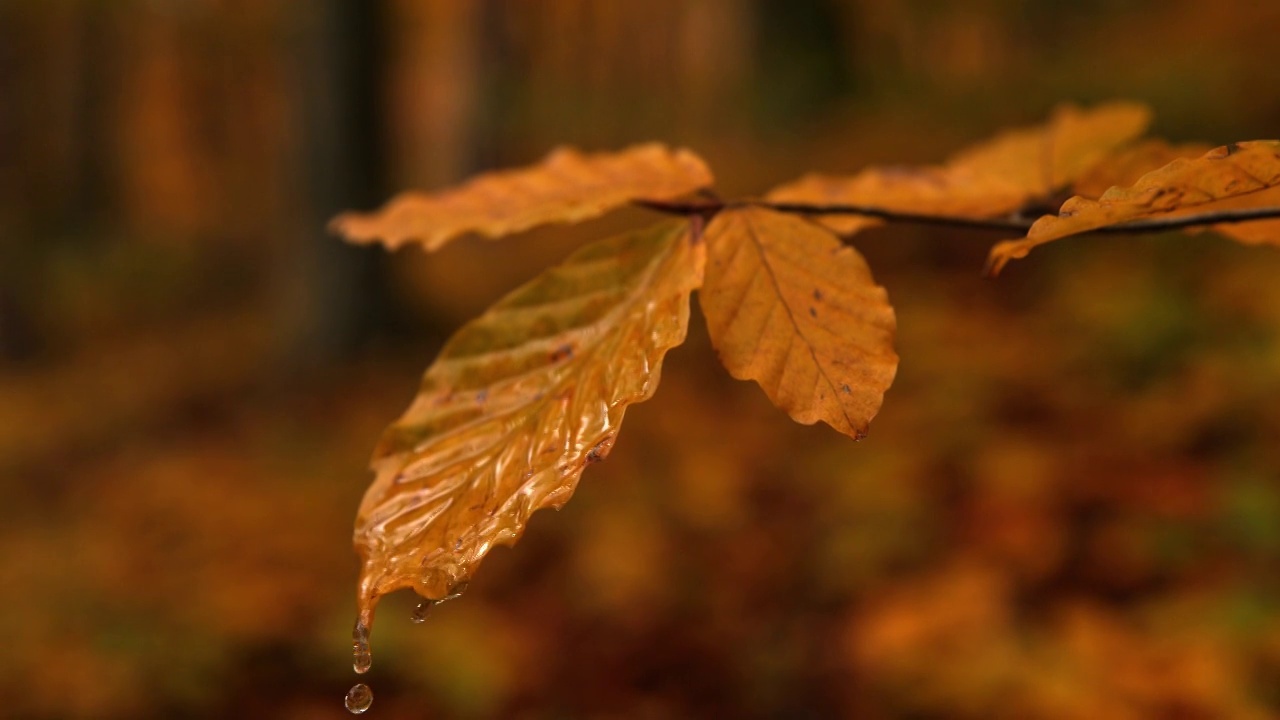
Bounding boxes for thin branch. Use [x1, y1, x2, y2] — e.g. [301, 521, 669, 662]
[633, 198, 723, 216]
[752, 201, 1033, 232]
[635, 198, 1280, 236]
[1071, 206, 1280, 234]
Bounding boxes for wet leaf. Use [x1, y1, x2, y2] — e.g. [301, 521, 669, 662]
[766, 102, 1150, 235]
[353, 221, 703, 626]
[330, 144, 713, 251]
[988, 141, 1280, 274]
[699, 207, 898, 439]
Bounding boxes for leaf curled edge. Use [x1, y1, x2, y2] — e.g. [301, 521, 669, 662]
[699, 207, 898, 439]
[988, 141, 1280, 274]
[330, 143, 713, 251]
[948, 100, 1152, 195]
[765, 101, 1151, 236]
[1070, 139, 1212, 200]
[353, 221, 703, 628]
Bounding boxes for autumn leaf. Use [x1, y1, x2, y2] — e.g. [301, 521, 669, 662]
[947, 101, 1152, 196]
[764, 165, 1030, 236]
[1070, 139, 1212, 200]
[699, 207, 898, 439]
[988, 141, 1280, 274]
[330, 143, 713, 251]
[765, 102, 1150, 235]
[352, 221, 703, 628]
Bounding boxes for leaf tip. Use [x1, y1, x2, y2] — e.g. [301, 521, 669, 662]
[984, 240, 1029, 276]
[329, 209, 402, 249]
[983, 252, 1005, 277]
[327, 212, 355, 239]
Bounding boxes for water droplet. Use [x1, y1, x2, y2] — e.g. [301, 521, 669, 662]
[352, 620, 372, 674]
[410, 599, 435, 624]
[442, 581, 469, 602]
[352, 647, 371, 674]
[345, 683, 373, 714]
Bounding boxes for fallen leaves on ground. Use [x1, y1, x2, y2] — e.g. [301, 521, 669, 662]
[329, 144, 713, 251]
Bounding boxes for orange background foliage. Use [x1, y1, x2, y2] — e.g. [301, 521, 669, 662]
[3, 1, 1280, 718]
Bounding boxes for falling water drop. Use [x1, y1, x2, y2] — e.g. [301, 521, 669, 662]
[352, 620, 372, 674]
[345, 683, 373, 714]
[410, 599, 435, 624]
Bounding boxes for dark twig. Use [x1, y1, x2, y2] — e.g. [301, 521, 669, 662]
[635, 198, 1280, 237]
[1063, 206, 1280, 234]
[752, 201, 1033, 232]
[632, 199, 722, 216]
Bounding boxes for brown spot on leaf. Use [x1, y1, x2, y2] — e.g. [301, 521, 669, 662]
[585, 436, 614, 465]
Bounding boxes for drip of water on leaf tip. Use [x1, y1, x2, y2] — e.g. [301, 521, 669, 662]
[345, 683, 373, 714]
[410, 599, 435, 624]
[352, 646, 372, 674]
[443, 581, 470, 602]
[352, 620, 372, 674]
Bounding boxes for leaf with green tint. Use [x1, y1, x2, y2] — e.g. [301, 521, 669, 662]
[352, 221, 703, 629]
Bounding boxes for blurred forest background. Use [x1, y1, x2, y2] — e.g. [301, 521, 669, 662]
[4, 1, 1280, 718]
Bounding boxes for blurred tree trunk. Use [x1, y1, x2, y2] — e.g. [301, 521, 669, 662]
[276, 0, 390, 372]
[0, 3, 117, 361]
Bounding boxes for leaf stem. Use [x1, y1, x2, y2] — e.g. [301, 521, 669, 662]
[1059, 206, 1280, 234]
[632, 199, 723, 217]
[751, 201, 1032, 232]
[635, 198, 1280, 236]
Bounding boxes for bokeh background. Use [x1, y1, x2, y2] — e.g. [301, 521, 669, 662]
[4, 1, 1280, 718]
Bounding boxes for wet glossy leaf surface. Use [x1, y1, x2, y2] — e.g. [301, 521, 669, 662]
[353, 221, 703, 631]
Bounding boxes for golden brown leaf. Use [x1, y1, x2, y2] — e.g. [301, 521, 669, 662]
[764, 165, 1028, 236]
[1207, 201, 1280, 246]
[699, 207, 898, 439]
[330, 144, 713, 251]
[947, 101, 1152, 196]
[765, 102, 1151, 235]
[353, 221, 703, 629]
[988, 141, 1280, 274]
[1071, 139, 1212, 199]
